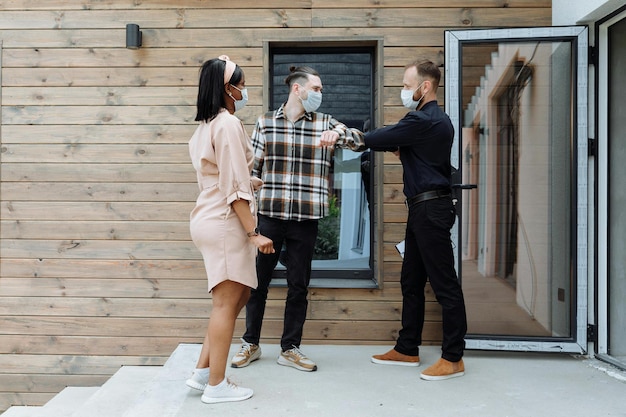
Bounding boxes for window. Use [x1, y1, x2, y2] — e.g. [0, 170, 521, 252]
[264, 41, 383, 287]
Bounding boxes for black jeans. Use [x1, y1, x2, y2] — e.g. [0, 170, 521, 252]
[243, 214, 318, 351]
[394, 196, 467, 362]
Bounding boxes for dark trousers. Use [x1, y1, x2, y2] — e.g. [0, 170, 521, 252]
[394, 197, 467, 362]
[243, 214, 318, 351]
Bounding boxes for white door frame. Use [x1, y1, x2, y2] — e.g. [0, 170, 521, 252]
[445, 26, 589, 353]
[596, 9, 626, 360]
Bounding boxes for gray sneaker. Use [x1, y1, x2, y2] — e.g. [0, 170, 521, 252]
[231, 339, 262, 368]
[277, 346, 317, 372]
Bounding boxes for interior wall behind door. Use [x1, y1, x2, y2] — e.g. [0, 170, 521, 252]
[608, 14, 626, 360]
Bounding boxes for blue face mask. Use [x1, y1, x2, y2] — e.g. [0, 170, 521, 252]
[300, 89, 323, 113]
[230, 85, 248, 112]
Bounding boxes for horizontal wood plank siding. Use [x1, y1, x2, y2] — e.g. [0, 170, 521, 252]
[0, 0, 551, 410]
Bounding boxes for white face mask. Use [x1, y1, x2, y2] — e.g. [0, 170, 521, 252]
[300, 89, 322, 113]
[401, 82, 425, 110]
[230, 85, 248, 112]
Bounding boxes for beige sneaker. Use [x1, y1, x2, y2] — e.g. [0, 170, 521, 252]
[231, 339, 262, 368]
[277, 346, 317, 372]
[420, 358, 465, 380]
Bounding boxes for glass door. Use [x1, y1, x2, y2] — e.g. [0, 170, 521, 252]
[445, 27, 588, 353]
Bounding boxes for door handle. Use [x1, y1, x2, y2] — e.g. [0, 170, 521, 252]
[452, 184, 477, 189]
[450, 184, 477, 208]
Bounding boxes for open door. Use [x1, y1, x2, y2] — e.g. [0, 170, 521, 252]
[445, 27, 588, 353]
[597, 9, 626, 369]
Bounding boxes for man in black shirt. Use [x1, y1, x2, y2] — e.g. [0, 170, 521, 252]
[366, 60, 467, 380]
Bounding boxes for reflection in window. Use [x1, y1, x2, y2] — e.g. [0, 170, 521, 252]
[460, 41, 572, 337]
[270, 47, 375, 280]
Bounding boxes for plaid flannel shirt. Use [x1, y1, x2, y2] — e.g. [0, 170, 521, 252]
[252, 104, 365, 221]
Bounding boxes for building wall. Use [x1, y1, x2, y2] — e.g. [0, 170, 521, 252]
[552, 0, 625, 24]
[0, 0, 550, 410]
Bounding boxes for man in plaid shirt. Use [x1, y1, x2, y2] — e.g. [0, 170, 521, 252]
[231, 66, 365, 372]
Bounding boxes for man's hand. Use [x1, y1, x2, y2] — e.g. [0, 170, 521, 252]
[319, 130, 339, 147]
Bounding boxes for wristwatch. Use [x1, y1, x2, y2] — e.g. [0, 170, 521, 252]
[246, 227, 260, 237]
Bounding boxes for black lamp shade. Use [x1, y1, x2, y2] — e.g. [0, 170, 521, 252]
[126, 24, 142, 49]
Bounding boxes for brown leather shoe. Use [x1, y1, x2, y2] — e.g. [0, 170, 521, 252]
[371, 348, 420, 367]
[420, 358, 465, 380]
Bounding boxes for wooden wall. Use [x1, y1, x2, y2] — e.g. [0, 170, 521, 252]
[0, 0, 550, 410]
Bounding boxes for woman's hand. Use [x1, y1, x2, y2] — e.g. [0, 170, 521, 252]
[230, 199, 274, 254]
[250, 234, 275, 254]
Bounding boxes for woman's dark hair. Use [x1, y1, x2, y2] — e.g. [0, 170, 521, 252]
[284, 65, 319, 89]
[195, 58, 244, 122]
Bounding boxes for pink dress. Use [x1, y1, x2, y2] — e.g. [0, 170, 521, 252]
[189, 109, 261, 292]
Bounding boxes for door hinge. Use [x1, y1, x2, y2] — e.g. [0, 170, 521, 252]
[587, 324, 597, 342]
[588, 138, 596, 157]
[588, 45, 598, 67]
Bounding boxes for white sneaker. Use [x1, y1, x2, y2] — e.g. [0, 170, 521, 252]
[201, 378, 253, 404]
[186, 370, 208, 391]
[277, 346, 317, 372]
[231, 338, 262, 368]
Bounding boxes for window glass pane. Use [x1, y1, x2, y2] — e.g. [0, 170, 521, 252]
[460, 41, 573, 337]
[270, 48, 374, 279]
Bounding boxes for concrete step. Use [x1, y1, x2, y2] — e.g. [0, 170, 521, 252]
[0, 352, 182, 417]
[122, 344, 201, 417]
[0, 406, 43, 417]
[68, 366, 160, 417]
[40, 387, 100, 417]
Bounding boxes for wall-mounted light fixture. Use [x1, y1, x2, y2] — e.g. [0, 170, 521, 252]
[126, 23, 142, 49]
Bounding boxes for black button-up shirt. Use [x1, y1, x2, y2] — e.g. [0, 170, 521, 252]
[364, 101, 454, 198]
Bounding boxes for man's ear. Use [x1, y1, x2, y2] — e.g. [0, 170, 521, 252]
[292, 82, 301, 96]
[424, 79, 434, 94]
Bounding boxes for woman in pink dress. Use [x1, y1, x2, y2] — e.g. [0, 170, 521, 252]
[185, 55, 274, 403]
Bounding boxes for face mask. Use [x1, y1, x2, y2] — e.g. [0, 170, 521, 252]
[401, 82, 425, 110]
[230, 85, 248, 112]
[300, 89, 322, 113]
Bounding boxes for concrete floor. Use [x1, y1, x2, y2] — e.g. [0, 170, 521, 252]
[168, 343, 626, 417]
[8, 343, 622, 417]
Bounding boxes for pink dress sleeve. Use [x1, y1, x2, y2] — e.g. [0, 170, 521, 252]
[212, 115, 255, 206]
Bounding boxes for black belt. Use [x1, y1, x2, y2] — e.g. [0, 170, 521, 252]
[406, 189, 451, 206]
